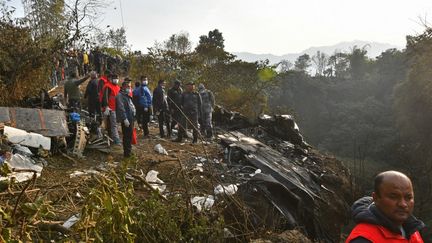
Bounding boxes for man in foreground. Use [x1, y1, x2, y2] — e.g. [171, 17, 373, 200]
[346, 170, 429, 242]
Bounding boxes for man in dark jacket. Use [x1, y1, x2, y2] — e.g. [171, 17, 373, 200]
[174, 81, 202, 143]
[346, 171, 430, 243]
[84, 71, 100, 117]
[115, 79, 136, 157]
[153, 79, 171, 138]
[132, 81, 142, 129]
[168, 80, 183, 134]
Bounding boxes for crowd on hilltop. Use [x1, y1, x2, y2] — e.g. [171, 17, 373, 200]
[63, 67, 215, 158]
[50, 47, 130, 88]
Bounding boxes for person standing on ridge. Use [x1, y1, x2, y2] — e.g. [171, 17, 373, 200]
[198, 83, 215, 138]
[138, 76, 152, 137]
[64, 70, 89, 110]
[84, 71, 101, 117]
[153, 79, 171, 138]
[101, 73, 121, 144]
[174, 81, 202, 143]
[115, 79, 136, 157]
[168, 80, 183, 136]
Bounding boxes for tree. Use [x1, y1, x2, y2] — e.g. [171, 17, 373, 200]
[278, 59, 293, 73]
[107, 27, 128, 52]
[164, 31, 192, 54]
[327, 52, 349, 78]
[347, 45, 370, 80]
[312, 51, 328, 76]
[294, 54, 311, 72]
[195, 29, 233, 65]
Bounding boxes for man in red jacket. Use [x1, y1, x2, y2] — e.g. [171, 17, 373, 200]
[346, 171, 430, 243]
[101, 73, 121, 144]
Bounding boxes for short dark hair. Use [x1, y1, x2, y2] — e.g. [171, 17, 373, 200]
[158, 79, 165, 84]
[140, 75, 147, 80]
[135, 81, 141, 87]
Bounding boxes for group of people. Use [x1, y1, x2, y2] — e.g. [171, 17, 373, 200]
[131, 76, 215, 144]
[64, 69, 215, 158]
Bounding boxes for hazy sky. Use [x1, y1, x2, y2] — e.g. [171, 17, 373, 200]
[6, 0, 432, 55]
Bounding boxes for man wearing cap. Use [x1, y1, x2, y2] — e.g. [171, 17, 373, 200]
[168, 80, 183, 135]
[198, 83, 215, 138]
[174, 81, 202, 143]
[101, 73, 121, 144]
[115, 79, 135, 157]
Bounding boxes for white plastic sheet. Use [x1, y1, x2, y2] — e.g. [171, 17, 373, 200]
[191, 195, 215, 212]
[154, 144, 168, 155]
[145, 170, 166, 192]
[4, 126, 51, 150]
[214, 184, 238, 196]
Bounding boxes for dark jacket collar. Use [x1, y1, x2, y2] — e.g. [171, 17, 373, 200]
[352, 196, 425, 237]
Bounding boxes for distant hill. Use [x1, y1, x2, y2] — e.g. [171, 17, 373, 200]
[233, 40, 402, 64]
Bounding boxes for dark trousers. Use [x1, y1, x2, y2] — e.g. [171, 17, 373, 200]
[178, 113, 198, 141]
[141, 108, 151, 136]
[157, 110, 171, 137]
[121, 121, 134, 157]
[68, 99, 81, 111]
[135, 105, 143, 127]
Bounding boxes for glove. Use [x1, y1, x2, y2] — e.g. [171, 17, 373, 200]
[103, 107, 111, 116]
[144, 107, 148, 112]
[124, 119, 130, 127]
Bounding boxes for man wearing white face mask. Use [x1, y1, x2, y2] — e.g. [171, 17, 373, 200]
[138, 75, 152, 137]
[101, 73, 121, 144]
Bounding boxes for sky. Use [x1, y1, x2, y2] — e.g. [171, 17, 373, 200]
[6, 0, 432, 55]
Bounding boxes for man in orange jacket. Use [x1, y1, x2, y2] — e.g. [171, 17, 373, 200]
[346, 171, 430, 243]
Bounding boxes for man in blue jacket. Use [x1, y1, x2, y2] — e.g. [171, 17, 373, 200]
[115, 79, 136, 157]
[138, 76, 152, 137]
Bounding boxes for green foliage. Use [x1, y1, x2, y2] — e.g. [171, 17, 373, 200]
[0, 20, 52, 105]
[294, 54, 311, 72]
[269, 47, 407, 182]
[76, 171, 224, 242]
[393, 27, 432, 220]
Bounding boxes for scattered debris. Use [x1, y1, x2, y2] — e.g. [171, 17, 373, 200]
[154, 144, 168, 155]
[214, 184, 238, 196]
[0, 107, 69, 137]
[193, 163, 204, 172]
[1, 153, 43, 183]
[4, 126, 51, 150]
[144, 170, 166, 192]
[191, 195, 215, 212]
[69, 169, 101, 178]
[62, 214, 80, 229]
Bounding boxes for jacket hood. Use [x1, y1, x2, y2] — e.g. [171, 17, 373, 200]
[352, 196, 425, 237]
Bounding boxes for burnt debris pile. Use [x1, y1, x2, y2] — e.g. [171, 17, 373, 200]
[214, 106, 353, 241]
